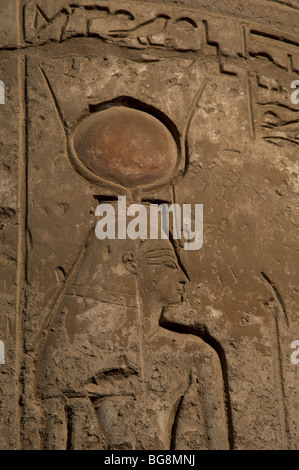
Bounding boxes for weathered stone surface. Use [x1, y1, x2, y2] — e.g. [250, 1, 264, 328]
[0, 0, 298, 450]
[73, 106, 178, 187]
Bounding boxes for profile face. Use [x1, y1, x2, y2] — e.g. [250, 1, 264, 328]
[137, 239, 188, 307]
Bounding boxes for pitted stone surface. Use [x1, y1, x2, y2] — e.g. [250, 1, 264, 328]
[0, 0, 298, 451]
[73, 106, 178, 187]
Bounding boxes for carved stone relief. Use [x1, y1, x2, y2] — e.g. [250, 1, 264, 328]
[0, 0, 298, 450]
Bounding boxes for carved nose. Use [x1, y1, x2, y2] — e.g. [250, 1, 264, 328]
[179, 270, 188, 286]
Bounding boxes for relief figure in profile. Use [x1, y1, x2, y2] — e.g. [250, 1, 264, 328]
[36, 230, 229, 450]
[35, 90, 229, 449]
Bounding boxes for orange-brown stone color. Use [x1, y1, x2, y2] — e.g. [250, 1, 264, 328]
[74, 107, 178, 187]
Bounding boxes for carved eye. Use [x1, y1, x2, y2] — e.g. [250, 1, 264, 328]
[263, 111, 280, 127]
[163, 261, 178, 270]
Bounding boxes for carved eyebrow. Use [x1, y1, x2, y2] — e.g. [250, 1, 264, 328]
[144, 249, 175, 257]
[146, 253, 177, 265]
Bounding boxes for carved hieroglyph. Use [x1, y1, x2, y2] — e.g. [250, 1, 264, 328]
[0, 0, 298, 450]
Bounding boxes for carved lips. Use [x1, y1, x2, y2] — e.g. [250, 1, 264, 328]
[73, 106, 178, 187]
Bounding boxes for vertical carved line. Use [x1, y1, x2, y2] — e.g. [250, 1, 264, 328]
[182, 78, 208, 173]
[241, 25, 248, 58]
[261, 271, 291, 449]
[272, 312, 290, 449]
[39, 66, 67, 133]
[261, 271, 289, 327]
[16, 0, 25, 47]
[65, 405, 73, 451]
[246, 71, 256, 138]
[261, 272, 291, 449]
[169, 395, 184, 450]
[16, 54, 27, 449]
[134, 277, 147, 405]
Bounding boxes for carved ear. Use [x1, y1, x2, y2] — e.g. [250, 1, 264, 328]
[122, 252, 137, 275]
